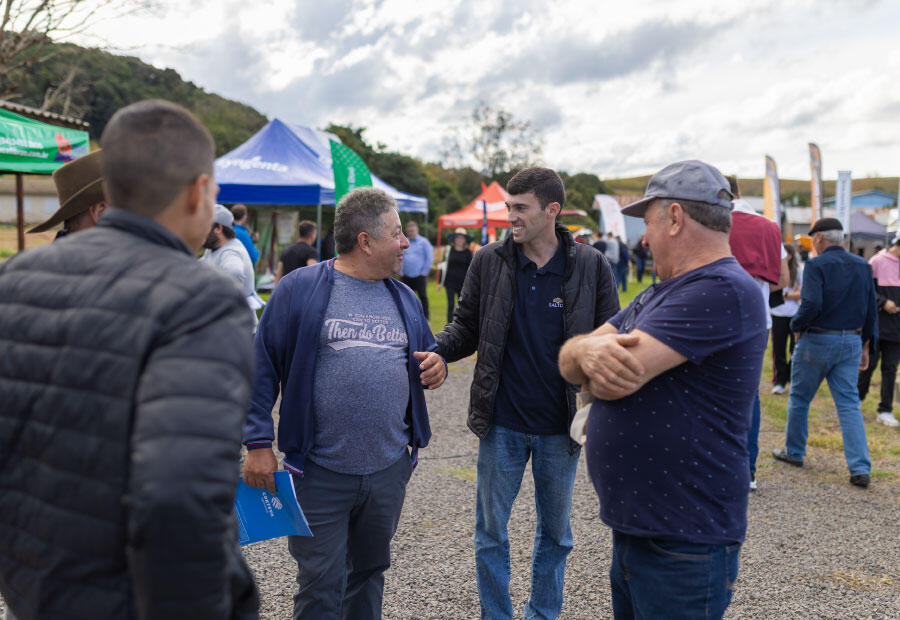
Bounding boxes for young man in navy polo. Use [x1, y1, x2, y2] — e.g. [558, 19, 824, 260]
[436, 167, 619, 619]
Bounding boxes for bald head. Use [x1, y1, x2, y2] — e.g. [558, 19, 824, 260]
[100, 100, 215, 217]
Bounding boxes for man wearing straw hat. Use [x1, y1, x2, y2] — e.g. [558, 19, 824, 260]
[28, 149, 107, 238]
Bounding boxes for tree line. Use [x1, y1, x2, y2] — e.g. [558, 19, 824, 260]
[10, 40, 606, 239]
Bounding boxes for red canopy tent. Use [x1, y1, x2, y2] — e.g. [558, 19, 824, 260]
[436, 181, 509, 246]
[437, 180, 589, 246]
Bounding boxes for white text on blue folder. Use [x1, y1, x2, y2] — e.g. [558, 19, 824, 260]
[234, 471, 312, 545]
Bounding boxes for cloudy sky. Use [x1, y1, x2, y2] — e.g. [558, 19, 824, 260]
[78, 0, 900, 180]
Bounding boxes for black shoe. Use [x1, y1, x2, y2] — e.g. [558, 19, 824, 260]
[850, 474, 870, 488]
[772, 449, 803, 467]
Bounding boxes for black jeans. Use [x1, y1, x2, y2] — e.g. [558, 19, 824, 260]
[445, 286, 461, 324]
[858, 338, 900, 413]
[771, 315, 796, 386]
[401, 275, 429, 319]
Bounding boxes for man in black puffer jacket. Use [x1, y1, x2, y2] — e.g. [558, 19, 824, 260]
[0, 100, 259, 619]
[435, 167, 619, 620]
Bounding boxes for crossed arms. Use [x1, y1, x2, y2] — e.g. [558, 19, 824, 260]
[558, 323, 687, 400]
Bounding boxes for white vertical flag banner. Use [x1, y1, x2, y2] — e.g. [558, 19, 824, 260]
[763, 155, 781, 228]
[594, 194, 627, 243]
[809, 143, 824, 226]
[836, 171, 852, 235]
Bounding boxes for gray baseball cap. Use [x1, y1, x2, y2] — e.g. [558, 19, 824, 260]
[213, 203, 234, 229]
[621, 160, 734, 217]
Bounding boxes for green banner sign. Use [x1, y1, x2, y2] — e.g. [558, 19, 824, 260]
[330, 139, 372, 206]
[0, 108, 89, 174]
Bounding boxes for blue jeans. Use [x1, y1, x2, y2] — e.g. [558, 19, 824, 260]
[747, 393, 761, 476]
[475, 426, 581, 620]
[610, 531, 740, 619]
[610, 261, 621, 287]
[634, 256, 645, 283]
[784, 333, 871, 475]
[288, 454, 411, 620]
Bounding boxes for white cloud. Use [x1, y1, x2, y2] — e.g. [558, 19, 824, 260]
[70, 0, 900, 182]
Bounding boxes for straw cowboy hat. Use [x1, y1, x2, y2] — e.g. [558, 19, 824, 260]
[29, 150, 105, 233]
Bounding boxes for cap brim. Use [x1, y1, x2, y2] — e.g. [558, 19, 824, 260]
[620, 196, 655, 217]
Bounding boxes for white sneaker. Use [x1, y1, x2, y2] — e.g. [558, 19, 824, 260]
[749, 475, 757, 491]
[876, 412, 900, 427]
[771, 384, 786, 394]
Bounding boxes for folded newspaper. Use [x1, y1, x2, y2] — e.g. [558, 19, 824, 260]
[234, 472, 312, 545]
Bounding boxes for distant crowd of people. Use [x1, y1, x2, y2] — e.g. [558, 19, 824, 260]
[0, 99, 894, 620]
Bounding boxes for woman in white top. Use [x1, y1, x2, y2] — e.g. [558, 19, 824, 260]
[770, 243, 802, 393]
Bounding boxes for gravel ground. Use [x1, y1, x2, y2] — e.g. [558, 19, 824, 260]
[247, 357, 900, 619]
[3, 357, 898, 619]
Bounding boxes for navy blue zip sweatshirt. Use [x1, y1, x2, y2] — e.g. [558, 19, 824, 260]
[243, 259, 438, 474]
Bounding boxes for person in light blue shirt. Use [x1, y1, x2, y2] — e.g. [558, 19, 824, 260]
[230, 203, 259, 265]
[400, 220, 433, 318]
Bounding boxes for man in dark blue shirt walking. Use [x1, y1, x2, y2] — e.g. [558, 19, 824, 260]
[772, 217, 877, 488]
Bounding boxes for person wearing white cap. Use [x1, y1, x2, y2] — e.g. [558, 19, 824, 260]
[559, 160, 768, 619]
[201, 204, 262, 326]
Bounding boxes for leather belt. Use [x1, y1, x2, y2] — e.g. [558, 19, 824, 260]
[805, 327, 861, 335]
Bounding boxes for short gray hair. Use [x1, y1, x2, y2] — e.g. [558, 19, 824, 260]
[334, 188, 397, 255]
[820, 229, 843, 244]
[657, 196, 732, 233]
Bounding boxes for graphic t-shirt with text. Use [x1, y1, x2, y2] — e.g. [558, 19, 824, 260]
[309, 270, 411, 475]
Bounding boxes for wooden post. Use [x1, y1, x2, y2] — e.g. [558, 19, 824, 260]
[16, 172, 25, 252]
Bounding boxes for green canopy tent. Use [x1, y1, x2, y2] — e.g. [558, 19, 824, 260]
[0, 106, 90, 251]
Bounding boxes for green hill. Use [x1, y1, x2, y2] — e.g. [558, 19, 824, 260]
[11, 42, 268, 156]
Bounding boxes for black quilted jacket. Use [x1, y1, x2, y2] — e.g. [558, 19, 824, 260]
[435, 224, 620, 451]
[0, 208, 258, 620]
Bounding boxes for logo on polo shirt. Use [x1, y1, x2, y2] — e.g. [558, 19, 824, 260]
[549, 297, 564, 309]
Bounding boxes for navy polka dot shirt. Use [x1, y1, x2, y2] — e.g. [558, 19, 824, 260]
[586, 257, 768, 544]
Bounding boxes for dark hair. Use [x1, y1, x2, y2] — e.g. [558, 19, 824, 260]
[334, 188, 396, 255]
[231, 204, 247, 221]
[506, 167, 565, 210]
[784, 243, 798, 288]
[297, 220, 317, 239]
[658, 195, 732, 233]
[64, 209, 96, 233]
[726, 175, 740, 197]
[219, 223, 235, 240]
[101, 100, 215, 217]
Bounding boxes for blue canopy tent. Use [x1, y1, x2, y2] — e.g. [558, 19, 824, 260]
[215, 118, 427, 210]
[214, 119, 427, 271]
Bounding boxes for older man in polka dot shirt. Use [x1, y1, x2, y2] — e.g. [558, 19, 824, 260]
[559, 160, 768, 620]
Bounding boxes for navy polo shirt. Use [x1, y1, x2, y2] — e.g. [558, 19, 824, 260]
[586, 258, 768, 544]
[493, 242, 568, 435]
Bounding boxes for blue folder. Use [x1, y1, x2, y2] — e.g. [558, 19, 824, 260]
[234, 471, 312, 545]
